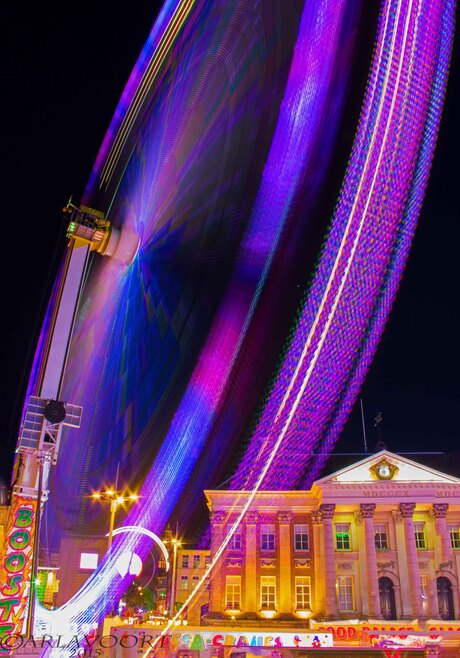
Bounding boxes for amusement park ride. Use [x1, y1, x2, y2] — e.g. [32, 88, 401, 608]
[1, 204, 140, 638]
[0, 0, 456, 652]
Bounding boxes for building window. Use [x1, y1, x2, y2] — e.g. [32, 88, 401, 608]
[335, 524, 351, 550]
[379, 577, 396, 620]
[294, 525, 309, 551]
[420, 575, 429, 614]
[374, 524, 389, 550]
[204, 576, 210, 590]
[192, 575, 200, 587]
[261, 525, 275, 551]
[193, 554, 200, 569]
[437, 576, 455, 620]
[228, 530, 242, 551]
[79, 553, 98, 570]
[337, 576, 354, 611]
[225, 575, 241, 610]
[448, 524, 460, 550]
[180, 575, 188, 590]
[205, 555, 212, 567]
[414, 522, 427, 550]
[260, 576, 276, 611]
[181, 554, 189, 569]
[295, 576, 311, 610]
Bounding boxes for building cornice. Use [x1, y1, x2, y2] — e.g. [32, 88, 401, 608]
[314, 481, 460, 506]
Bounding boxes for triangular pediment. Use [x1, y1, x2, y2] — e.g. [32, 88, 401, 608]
[314, 450, 460, 485]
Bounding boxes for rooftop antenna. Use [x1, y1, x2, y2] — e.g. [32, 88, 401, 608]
[360, 398, 368, 452]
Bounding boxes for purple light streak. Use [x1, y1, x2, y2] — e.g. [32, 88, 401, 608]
[31, 0, 455, 647]
[36, 0, 359, 636]
[230, 0, 456, 492]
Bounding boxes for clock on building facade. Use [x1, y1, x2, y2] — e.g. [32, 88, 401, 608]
[370, 459, 399, 480]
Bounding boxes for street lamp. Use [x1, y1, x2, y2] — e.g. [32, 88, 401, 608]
[168, 537, 181, 616]
[91, 489, 139, 550]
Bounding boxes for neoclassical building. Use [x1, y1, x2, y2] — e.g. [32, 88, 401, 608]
[204, 450, 460, 626]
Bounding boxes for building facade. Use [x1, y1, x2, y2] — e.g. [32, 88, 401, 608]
[204, 451, 460, 633]
[174, 549, 211, 625]
[55, 535, 108, 606]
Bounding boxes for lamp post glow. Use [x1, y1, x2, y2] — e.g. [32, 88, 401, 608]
[91, 490, 139, 550]
[169, 537, 181, 616]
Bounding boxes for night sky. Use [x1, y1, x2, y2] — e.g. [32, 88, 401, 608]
[0, 1, 459, 487]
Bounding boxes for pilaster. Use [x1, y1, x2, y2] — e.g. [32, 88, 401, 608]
[432, 503, 453, 565]
[399, 502, 424, 619]
[278, 512, 293, 614]
[245, 511, 259, 613]
[311, 510, 324, 617]
[320, 503, 338, 619]
[393, 508, 411, 618]
[209, 510, 227, 614]
[360, 503, 381, 618]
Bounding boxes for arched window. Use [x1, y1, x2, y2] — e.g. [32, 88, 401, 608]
[379, 577, 396, 620]
[437, 577, 454, 620]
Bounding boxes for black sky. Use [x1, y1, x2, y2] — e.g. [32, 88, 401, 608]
[0, 1, 459, 485]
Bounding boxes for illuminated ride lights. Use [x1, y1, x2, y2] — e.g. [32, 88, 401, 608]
[43, 0, 327, 551]
[6, 0, 452, 651]
[97, 0, 197, 190]
[229, 0, 456, 492]
[32, 0, 360, 642]
[109, 525, 171, 573]
[152, 0, 455, 642]
[148, 0, 455, 646]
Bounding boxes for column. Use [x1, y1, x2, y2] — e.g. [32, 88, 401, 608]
[399, 502, 424, 619]
[320, 503, 339, 619]
[428, 574, 440, 619]
[245, 512, 258, 613]
[360, 503, 382, 618]
[278, 512, 293, 613]
[432, 503, 453, 564]
[356, 513, 369, 615]
[394, 510, 411, 618]
[209, 510, 226, 615]
[311, 510, 324, 617]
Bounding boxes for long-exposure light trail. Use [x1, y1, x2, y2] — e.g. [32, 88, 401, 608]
[156, 3, 425, 632]
[158, 0, 454, 631]
[35, 0, 359, 644]
[29, 0, 455, 651]
[269, 0, 414, 433]
[265, 0, 404, 428]
[307, 0, 456, 486]
[100, 0, 196, 189]
[229, 0, 454, 492]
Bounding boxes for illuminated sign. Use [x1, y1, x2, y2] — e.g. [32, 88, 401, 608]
[110, 628, 333, 650]
[427, 623, 460, 631]
[0, 497, 37, 652]
[311, 622, 418, 644]
[370, 634, 441, 649]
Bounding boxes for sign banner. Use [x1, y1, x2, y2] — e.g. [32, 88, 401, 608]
[311, 622, 419, 645]
[369, 633, 442, 649]
[109, 628, 334, 650]
[426, 621, 460, 631]
[0, 496, 37, 652]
